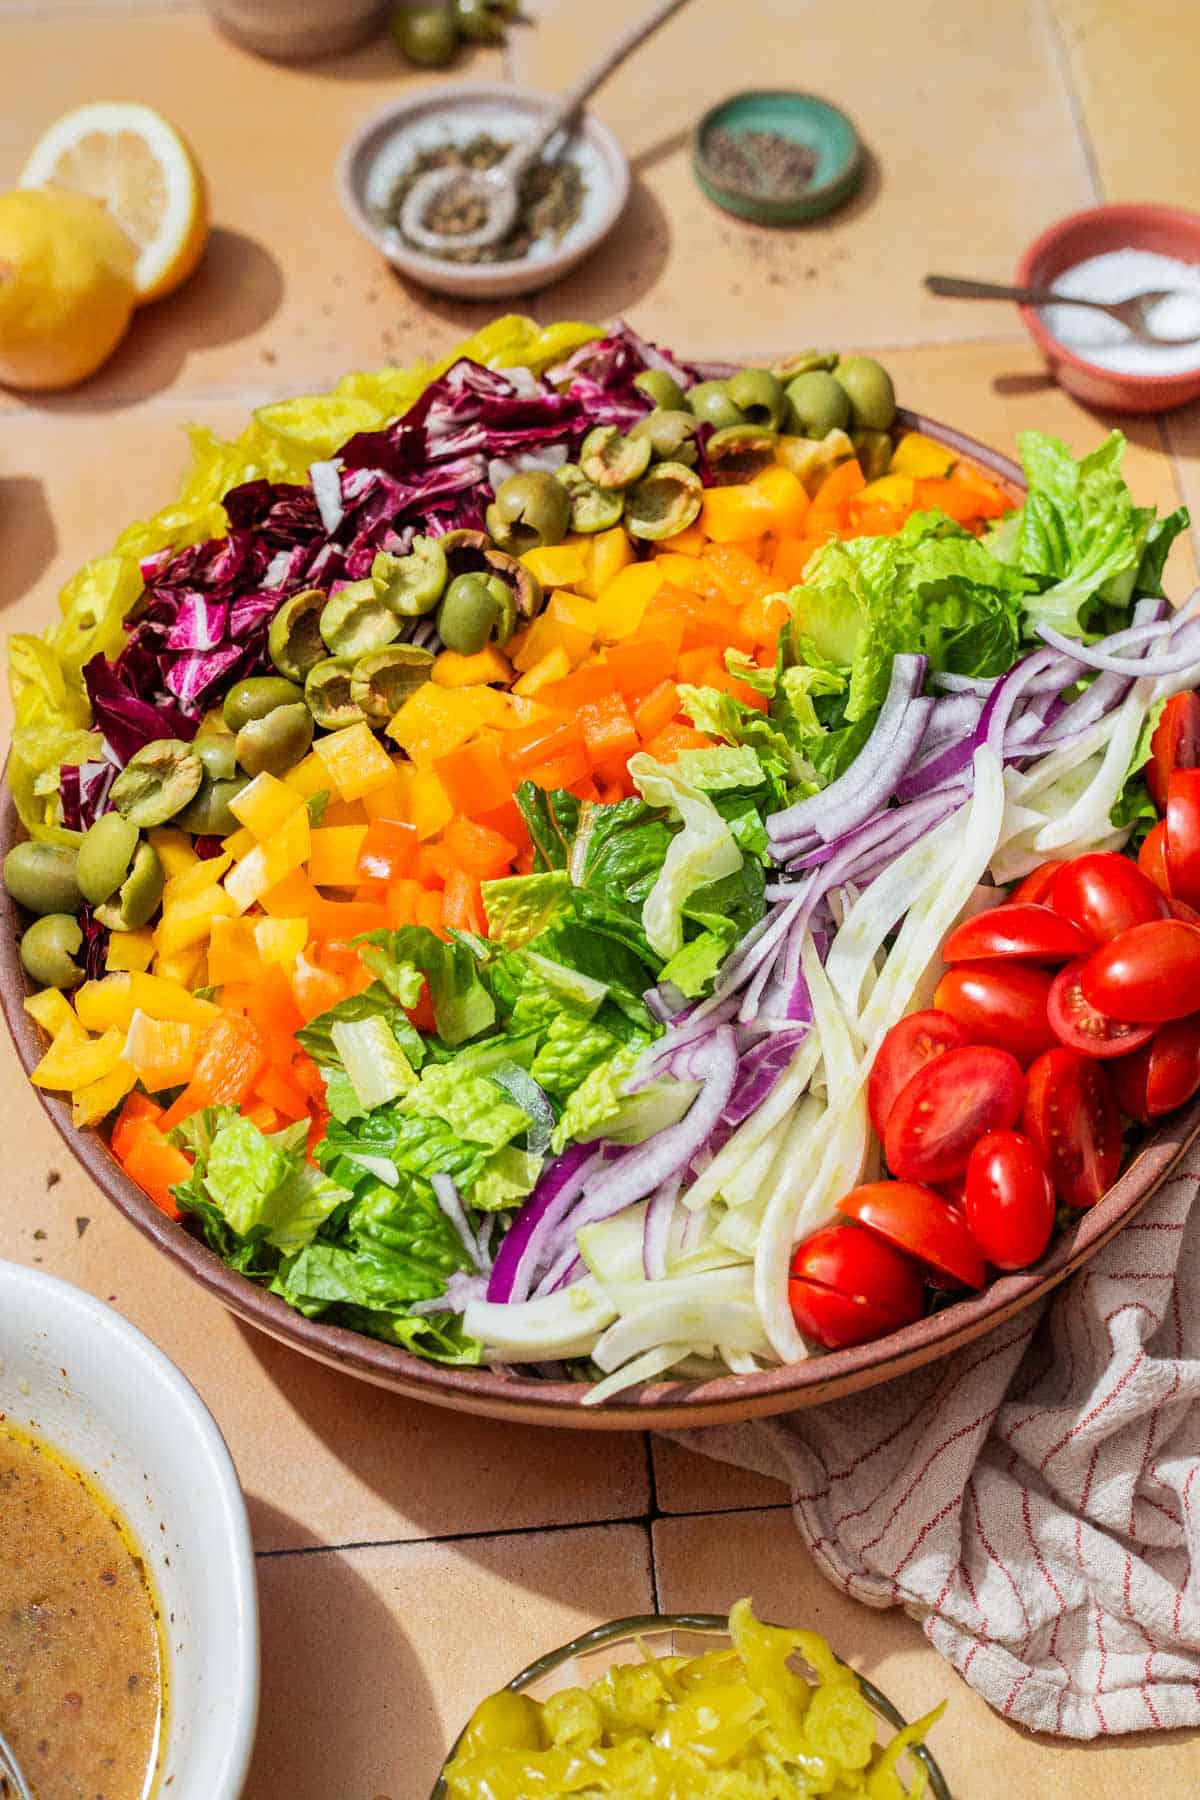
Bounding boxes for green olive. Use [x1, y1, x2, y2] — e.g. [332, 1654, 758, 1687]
[305, 658, 366, 731]
[235, 702, 315, 777]
[4, 841, 83, 916]
[726, 368, 789, 431]
[625, 461, 704, 541]
[785, 371, 851, 439]
[350, 645, 436, 725]
[20, 913, 84, 991]
[579, 426, 652, 491]
[776, 428, 856, 494]
[452, 0, 516, 44]
[393, 5, 459, 65]
[771, 349, 839, 380]
[223, 676, 305, 733]
[110, 740, 203, 830]
[268, 588, 328, 683]
[76, 813, 141, 906]
[486, 470, 571, 554]
[685, 380, 746, 430]
[373, 539, 448, 618]
[439, 529, 541, 622]
[437, 573, 512, 656]
[554, 465, 625, 533]
[461, 1689, 546, 1754]
[193, 723, 239, 782]
[629, 409, 699, 466]
[633, 368, 686, 411]
[853, 428, 894, 481]
[94, 842, 164, 932]
[705, 425, 778, 483]
[834, 356, 897, 431]
[176, 776, 251, 837]
[319, 580, 402, 659]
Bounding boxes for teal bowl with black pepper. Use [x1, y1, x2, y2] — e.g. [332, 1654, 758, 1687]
[693, 89, 864, 225]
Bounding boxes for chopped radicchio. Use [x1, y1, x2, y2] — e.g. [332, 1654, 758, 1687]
[59, 760, 116, 833]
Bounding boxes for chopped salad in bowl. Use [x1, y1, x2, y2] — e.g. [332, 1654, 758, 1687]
[5, 313, 1199, 1409]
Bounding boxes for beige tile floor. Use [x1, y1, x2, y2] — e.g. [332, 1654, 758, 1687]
[1, 2, 1199, 1794]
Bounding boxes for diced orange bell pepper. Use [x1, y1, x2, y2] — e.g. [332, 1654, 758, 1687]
[642, 722, 715, 762]
[657, 520, 707, 557]
[811, 457, 866, 515]
[523, 745, 591, 790]
[239, 963, 305, 1040]
[385, 877, 426, 928]
[677, 646, 725, 687]
[434, 738, 512, 819]
[770, 535, 814, 590]
[702, 544, 768, 611]
[158, 1013, 269, 1132]
[441, 868, 486, 934]
[537, 663, 617, 711]
[416, 889, 448, 936]
[512, 646, 571, 697]
[749, 464, 810, 536]
[603, 638, 675, 698]
[636, 605, 687, 661]
[432, 645, 513, 688]
[309, 825, 369, 887]
[441, 817, 519, 879]
[111, 1091, 165, 1161]
[310, 896, 387, 944]
[361, 765, 414, 823]
[474, 799, 530, 850]
[415, 843, 451, 886]
[738, 594, 790, 649]
[289, 949, 349, 1024]
[502, 715, 588, 779]
[410, 767, 454, 841]
[121, 1130, 191, 1221]
[242, 1100, 282, 1135]
[577, 692, 639, 766]
[254, 1062, 311, 1123]
[356, 817, 418, 882]
[700, 483, 774, 545]
[634, 679, 681, 741]
[949, 459, 1009, 518]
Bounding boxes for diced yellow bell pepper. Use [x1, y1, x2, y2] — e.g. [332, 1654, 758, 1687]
[223, 826, 256, 861]
[312, 721, 397, 800]
[207, 916, 263, 985]
[658, 520, 707, 557]
[889, 431, 956, 480]
[387, 685, 482, 765]
[163, 851, 234, 907]
[317, 798, 368, 829]
[126, 972, 218, 1026]
[432, 646, 513, 688]
[411, 767, 453, 840]
[122, 1010, 201, 1091]
[146, 828, 198, 881]
[282, 751, 332, 800]
[106, 928, 156, 973]
[653, 553, 721, 596]
[513, 646, 571, 697]
[156, 883, 238, 956]
[74, 974, 136, 1033]
[700, 482, 773, 544]
[361, 764, 415, 823]
[593, 562, 664, 644]
[259, 869, 320, 919]
[521, 543, 589, 589]
[152, 946, 206, 989]
[23, 987, 82, 1039]
[71, 1059, 138, 1129]
[32, 1026, 126, 1092]
[230, 771, 305, 840]
[512, 613, 592, 673]
[254, 917, 308, 970]
[859, 472, 917, 509]
[309, 825, 368, 887]
[577, 525, 633, 599]
[225, 806, 311, 914]
[546, 590, 599, 635]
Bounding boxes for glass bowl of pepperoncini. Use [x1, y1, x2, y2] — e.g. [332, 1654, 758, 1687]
[431, 1599, 951, 1799]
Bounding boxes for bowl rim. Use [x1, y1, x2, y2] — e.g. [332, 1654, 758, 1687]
[5, 405, 1199, 1428]
[1016, 200, 1200, 392]
[691, 87, 864, 217]
[334, 80, 631, 288]
[0, 1258, 260, 1796]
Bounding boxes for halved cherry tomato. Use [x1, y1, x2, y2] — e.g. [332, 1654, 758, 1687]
[1171, 897, 1200, 924]
[1012, 860, 1066, 906]
[933, 963, 1056, 1066]
[1166, 769, 1200, 908]
[836, 1180, 986, 1288]
[1139, 820, 1172, 897]
[941, 903, 1091, 966]
[1148, 691, 1200, 812]
[884, 1045, 1025, 1183]
[1110, 1014, 1200, 1122]
[787, 1224, 926, 1348]
[964, 1129, 1055, 1270]
[1047, 851, 1168, 946]
[1047, 957, 1156, 1058]
[1080, 918, 1200, 1023]
[866, 1009, 971, 1140]
[1023, 1047, 1120, 1208]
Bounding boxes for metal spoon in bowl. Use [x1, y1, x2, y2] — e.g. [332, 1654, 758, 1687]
[400, 0, 693, 257]
[926, 274, 1200, 347]
[0, 1726, 32, 1800]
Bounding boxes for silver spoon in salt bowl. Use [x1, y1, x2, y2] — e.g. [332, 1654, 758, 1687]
[925, 274, 1200, 347]
[0, 1725, 32, 1800]
[400, 0, 693, 257]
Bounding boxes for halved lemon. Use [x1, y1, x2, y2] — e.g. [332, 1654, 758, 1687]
[19, 101, 209, 304]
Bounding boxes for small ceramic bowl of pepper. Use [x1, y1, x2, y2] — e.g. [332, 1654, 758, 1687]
[693, 89, 864, 225]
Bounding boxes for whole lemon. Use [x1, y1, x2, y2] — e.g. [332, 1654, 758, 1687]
[0, 187, 138, 391]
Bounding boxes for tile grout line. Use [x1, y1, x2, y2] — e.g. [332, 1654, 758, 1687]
[1038, 0, 1104, 205]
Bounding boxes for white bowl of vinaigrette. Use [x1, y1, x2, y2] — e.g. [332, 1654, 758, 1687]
[0, 1261, 258, 1800]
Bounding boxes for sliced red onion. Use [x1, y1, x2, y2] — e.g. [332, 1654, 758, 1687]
[431, 1174, 488, 1274]
[722, 1028, 811, 1127]
[628, 993, 740, 1090]
[308, 460, 345, 534]
[1036, 618, 1200, 678]
[977, 646, 1062, 760]
[775, 694, 934, 854]
[643, 1176, 681, 1280]
[410, 1271, 489, 1316]
[485, 1143, 598, 1304]
[932, 672, 997, 695]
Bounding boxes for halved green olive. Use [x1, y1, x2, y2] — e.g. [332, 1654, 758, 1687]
[305, 658, 366, 731]
[785, 371, 851, 439]
[20, 913, 84, 990]
[486, 470, 571, 553]
[110, 740, 204, 829]
[834, 356, 897, 431]
[685, 380, 746, 430]
[629, 410, 698, 466]
[579, 426, 652, 491]
[320, 580, 402, 658]
[452, 0, 516, 44]
[94, 841, 164, 932]
[439, 530, 542, 621]
[3, 840, 83, 916]
[350, 645, 435, 724]
[726, 368, 789, 431]
[235, 702, 315, 777]
[776, 428, 856, 495]
[76, 813, 140, 906]
[554, 465, 625, 533]
[706, 424, 779, 483]
[633, 368, 685, 411]
[223, 676, 305, 733]
[624, 462, 703, 541]
[193, 720, 239, 782]
[268, 588, 328, 683]
[853, 428, 894, 481]
[176, 776, 251, 836]
[437, 573, 513, 656]
[373, 539, 447, 618]
[770, 349, 839, 380]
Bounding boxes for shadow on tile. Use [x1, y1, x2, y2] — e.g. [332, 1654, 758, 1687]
[0, 475, 57, 611]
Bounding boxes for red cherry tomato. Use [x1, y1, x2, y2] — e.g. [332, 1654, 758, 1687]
[1139, 821, 1172, 897]
[867, 1009, 971, 1141]
[941, 902, 1092, 967]
[1166, 769, 1200, 908]
[1171, 897, 1200, 924]
[1109, 1014, 1200, 1122]
[1047, 851, 1169, 946]
[1080, 919, 1200, 1023]
[964, 1129, 1055, 1270]
[1148, 691, 1200, 812]
[1047, 958, 1156, 1058]
[884, 1045, 1025, 1183]
[1023, 1047, 1121, 1208]
[1012, 861, 1067, 905]
[933, 963, 1056, 1066]
[788, 1225, 926, 1348]
[836, 1180, 986, 1289]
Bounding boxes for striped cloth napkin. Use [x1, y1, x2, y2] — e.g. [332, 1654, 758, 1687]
[671, 1145, 1200, 1737]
